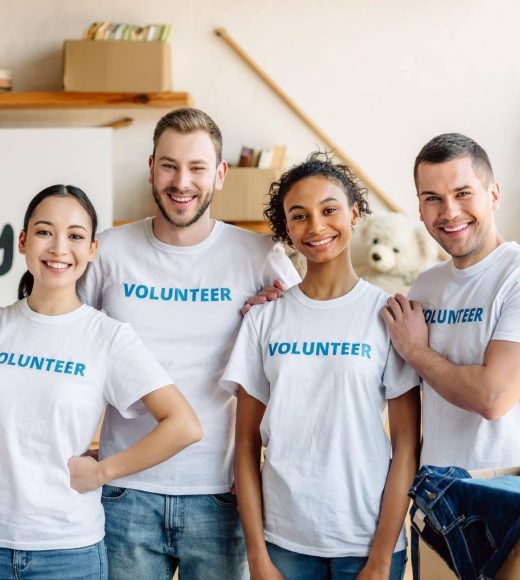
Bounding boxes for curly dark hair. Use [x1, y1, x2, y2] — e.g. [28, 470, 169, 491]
[264, 151, 371, 245]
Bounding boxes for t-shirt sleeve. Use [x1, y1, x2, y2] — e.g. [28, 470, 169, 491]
[104, 323, 174, 418]
[492, 278, 520, 343]
[407, 278, 422, 301]
[261, 241, 301, 290]
[77, 258, 103, 310]
[219, 311, 270, 406]
[382, 344, 419, 400]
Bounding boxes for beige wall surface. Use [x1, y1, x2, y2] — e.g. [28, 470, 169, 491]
[1, 0, 519, 240]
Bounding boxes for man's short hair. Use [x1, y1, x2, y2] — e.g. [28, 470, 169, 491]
[414, 133, 494, 186]
[152, 108, 223, 164]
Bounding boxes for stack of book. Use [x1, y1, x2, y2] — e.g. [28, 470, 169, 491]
[82, 22, 173, 42]
[238, 145, 287, 170]
[0, 69, 12, 92]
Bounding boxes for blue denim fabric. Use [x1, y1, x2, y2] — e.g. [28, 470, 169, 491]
[410, 525, 420, 579]
[266, 542, 407, 579]
[0, 541, 107, 580]
[409, 465, 520, 580]
[102, 485, 247, 580]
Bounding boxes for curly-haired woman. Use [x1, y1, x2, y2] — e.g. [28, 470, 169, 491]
[221, 153, 420, 580]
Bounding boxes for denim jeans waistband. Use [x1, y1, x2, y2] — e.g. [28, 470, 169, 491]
[409, 465, 520, 579]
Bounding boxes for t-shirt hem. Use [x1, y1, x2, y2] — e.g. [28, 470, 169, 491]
[420, 455, 520, 471]
[116, 379, 172, 419]
[491, 333, 520, 344]
[220, 376, 269, 406]
[0, 532, 104, 551]
[264, 532, 407, 558]
[385, 381, 419, 400]
[219, 378, 239, 397]
[242, 384, 269, 406]
[108, 478, 233, 495]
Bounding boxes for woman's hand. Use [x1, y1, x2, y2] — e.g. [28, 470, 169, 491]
[68, 455, 104, 493]
[249, 556, 284, 580]
[356, 559, 391, 579]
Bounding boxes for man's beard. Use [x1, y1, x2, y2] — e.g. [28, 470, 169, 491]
[152, 185, 214, 228]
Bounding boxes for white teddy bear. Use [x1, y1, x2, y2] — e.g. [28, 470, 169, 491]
[354, 212, 439, 295]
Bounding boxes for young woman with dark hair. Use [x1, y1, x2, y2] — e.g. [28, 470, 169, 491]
[0, 185, 202, 580]
[221, 153, 420, 580]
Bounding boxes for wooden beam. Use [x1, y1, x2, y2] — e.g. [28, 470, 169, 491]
[215, 28, 402, 213]
[99, 117, 134, 129]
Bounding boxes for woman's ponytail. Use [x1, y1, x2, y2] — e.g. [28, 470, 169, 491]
[18, 270, 34, 300]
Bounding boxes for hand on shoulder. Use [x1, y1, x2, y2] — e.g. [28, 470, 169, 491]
[241, 279, 285, 316]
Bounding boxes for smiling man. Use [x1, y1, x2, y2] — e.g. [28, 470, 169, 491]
[79, 108, 300, 580]
[382, 133, 520, 578]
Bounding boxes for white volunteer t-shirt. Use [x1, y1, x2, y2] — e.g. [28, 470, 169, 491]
[409, 242, 520, 470]
[0, 300, 172, 551]
[220, 281, 418, 558]
[78, 218, 300, 494]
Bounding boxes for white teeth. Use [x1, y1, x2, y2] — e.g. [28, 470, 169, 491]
[46, 261, 69, 269]
[308, 237, 333, 246]
[171, 195, 194, 203]
[442, 223, 469, 233]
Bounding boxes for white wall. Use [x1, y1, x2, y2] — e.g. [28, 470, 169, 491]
[0, 128, 113, 305]
[2, 0, 520, 239]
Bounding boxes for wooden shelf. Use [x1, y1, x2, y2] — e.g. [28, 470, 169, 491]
[0, 91, 193, 109]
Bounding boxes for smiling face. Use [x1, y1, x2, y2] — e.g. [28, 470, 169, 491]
[19, 195, 98, 294]
[417, 156, 500, 269]
[149, 129, 226, 230]
[284, 176, 359, 266]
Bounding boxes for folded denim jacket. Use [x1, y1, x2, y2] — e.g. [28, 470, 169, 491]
[408, 465, 520, 580]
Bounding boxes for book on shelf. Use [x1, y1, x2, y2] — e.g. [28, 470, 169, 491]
[237, 145, 286, 170]
[82, 22, 173, 42]
[257, 149, 274, 169]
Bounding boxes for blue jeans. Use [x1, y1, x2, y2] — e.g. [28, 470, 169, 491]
[0, 541, 107, 580]
[266, 542, 407, 579]
[102, 485, 247, 580]
[409, 465, 520, 579]
[410, 526, 420, 580]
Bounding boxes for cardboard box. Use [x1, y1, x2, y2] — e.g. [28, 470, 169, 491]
[63, 40, 171, 92]
[210, 168, 280, 222]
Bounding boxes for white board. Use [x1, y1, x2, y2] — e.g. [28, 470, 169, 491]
[0, 128, 113, 306]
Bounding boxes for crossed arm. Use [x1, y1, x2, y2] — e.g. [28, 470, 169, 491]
[381, 294, 520, 420]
